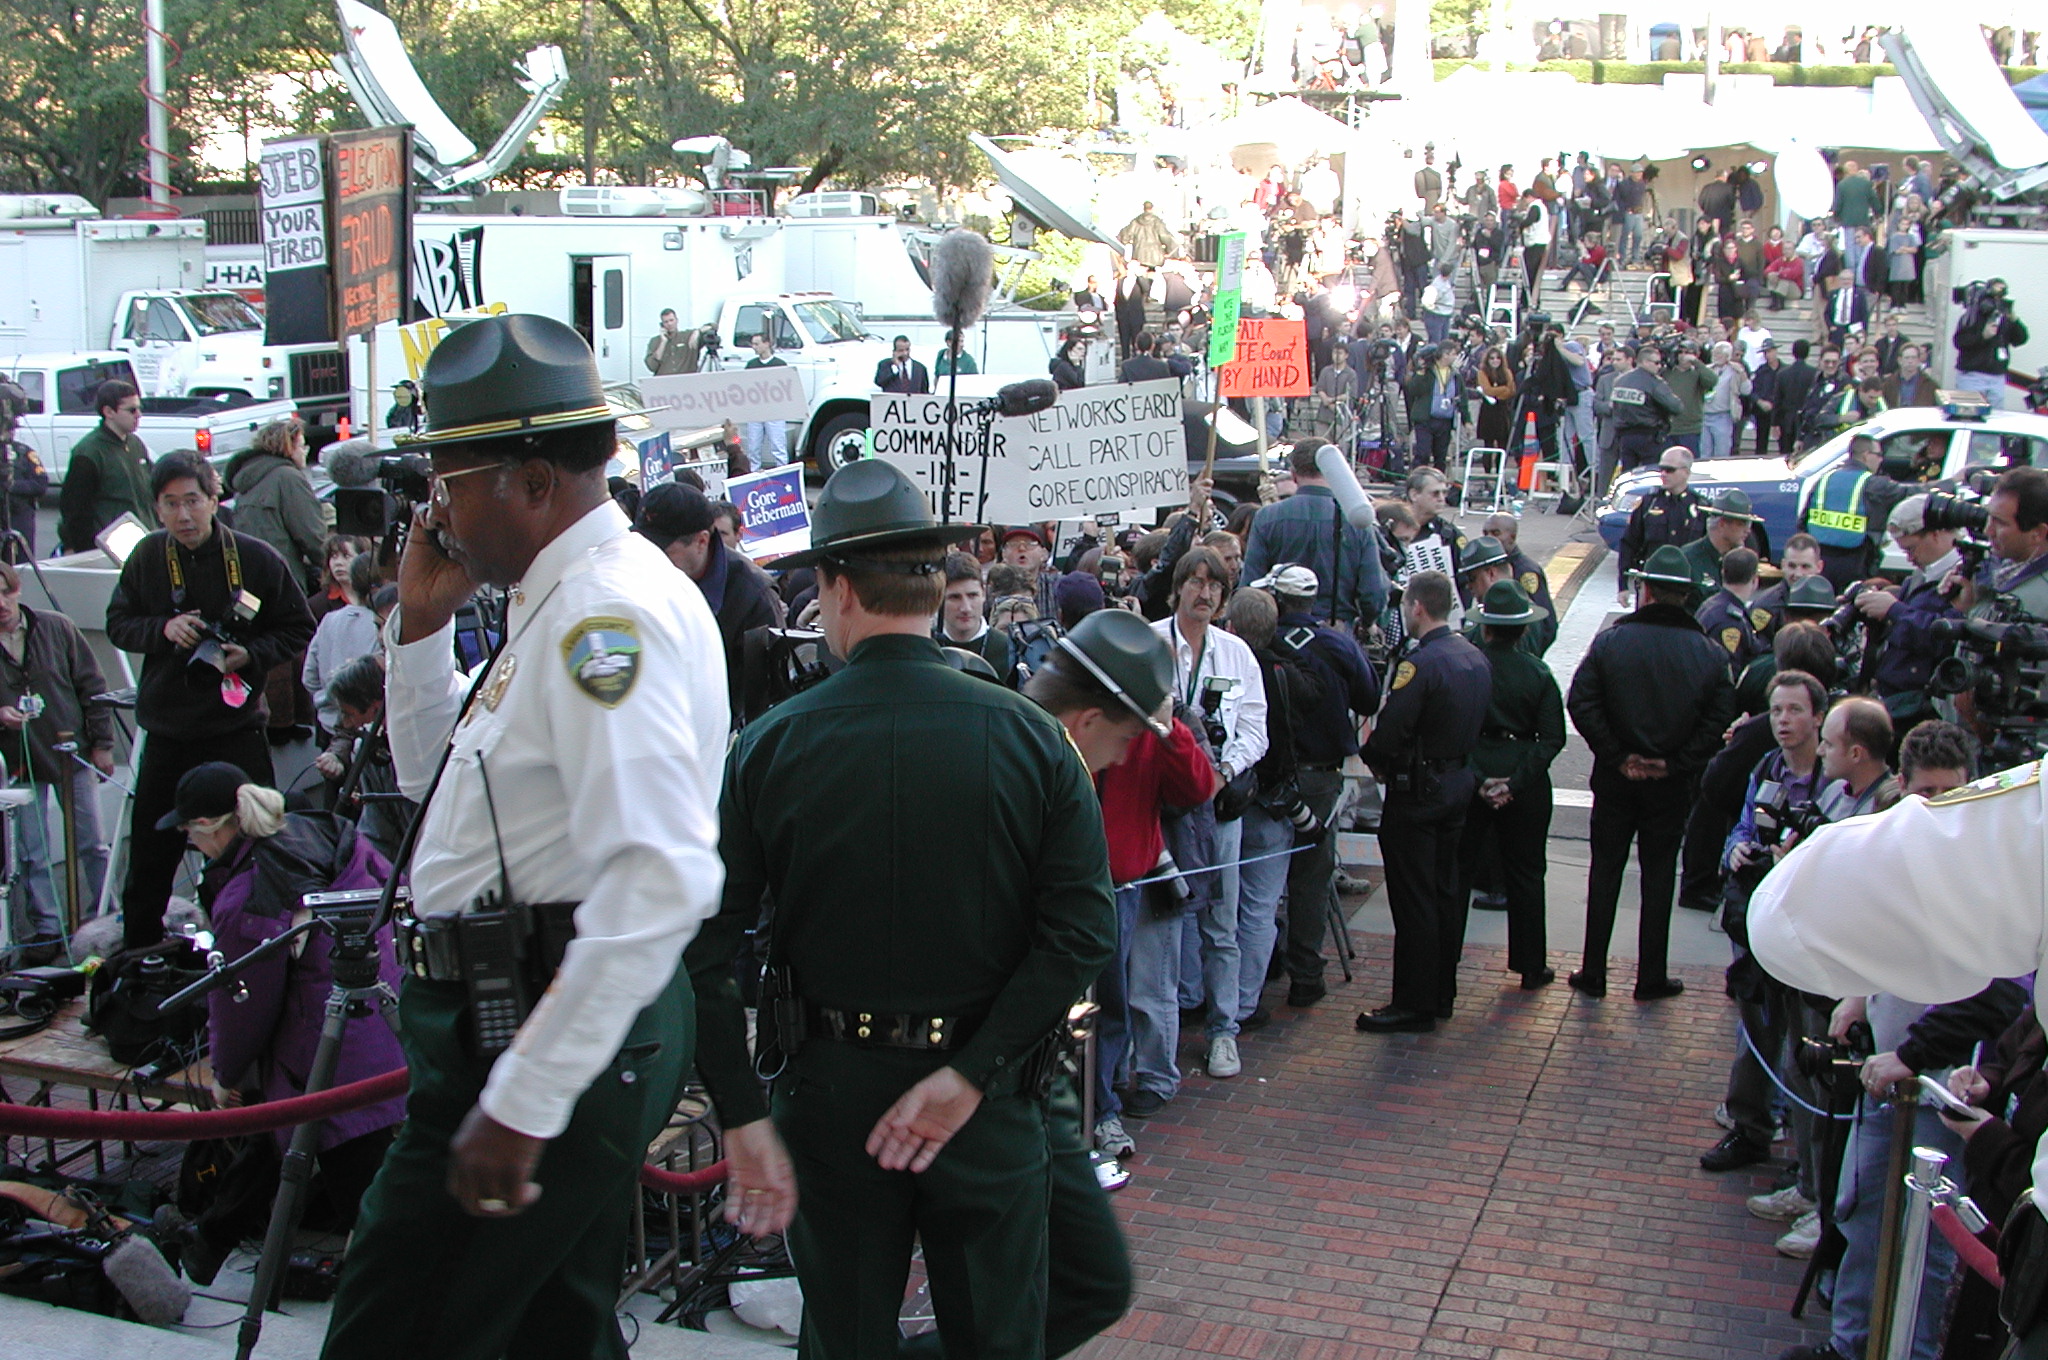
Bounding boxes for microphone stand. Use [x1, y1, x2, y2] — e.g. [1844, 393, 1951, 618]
[157, 909, 402, 1360]
[942, 329, 961, 530]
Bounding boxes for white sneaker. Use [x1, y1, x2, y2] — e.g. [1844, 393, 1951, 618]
[1776, 1209, 1822, 1259]
[1748, 1185, 1818, 1222]
[1094, 1114, 1135, 1159]
[1207, 1035, 1242, 1079]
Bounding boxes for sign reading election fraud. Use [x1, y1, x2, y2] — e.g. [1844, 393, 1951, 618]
[257, 137, 332, 345]
[726, 465, 812, 562]
[329, 126, 413, 340]
[869, 378, 1188, 524]
[641, 366, 811, 428]
[1217, 317, 1310, 397]
[1206, 232, 1247, 369]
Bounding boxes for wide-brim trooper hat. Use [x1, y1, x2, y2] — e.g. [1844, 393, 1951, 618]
[1708, 487, 1766, 524]
[1785, 576, 1839, 613]
[1630, 543, 1695, 586]
[1458, 536, 1510, 577]
[775, 460, 981, 570]
[1474, 578, 1549, 626]
[1052, 609, 1175, 738]
[400, 314, 615, 447]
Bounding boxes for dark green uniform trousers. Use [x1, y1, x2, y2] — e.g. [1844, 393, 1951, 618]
[898, 1071, 1131, 1360]
[778, 1041, 1055, 1360]
[321, 973, 693, 1360]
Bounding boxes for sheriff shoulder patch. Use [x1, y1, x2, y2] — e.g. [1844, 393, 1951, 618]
[1519, 571, 1540, 595]
[1750, 607, 1773, 632]
[1720, 626, 1741, 653]
[1391, 660, 1418, 691]
[562, 616, 642, 708]
[1927, 762, 2041, 807]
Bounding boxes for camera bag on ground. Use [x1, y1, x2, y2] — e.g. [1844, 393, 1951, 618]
[0, 1166, 185, 1321]
[85, 937, 210, 1067]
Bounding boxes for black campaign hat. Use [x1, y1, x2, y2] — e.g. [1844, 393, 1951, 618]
[1474, 578, 1548, 626]
[155, 762, 250, 830]
[1053, 608, 1175, 738]
[401, 314, 615, 448]
[776, 460, 980, 570]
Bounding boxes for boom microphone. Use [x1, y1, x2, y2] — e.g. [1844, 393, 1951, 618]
[995, 379, 1059, 417]
[104, 1234, 190, 1325]
[1314, 444, 1378, 530]
[931, 230, 995, 333]
[322, 438, 382, 490]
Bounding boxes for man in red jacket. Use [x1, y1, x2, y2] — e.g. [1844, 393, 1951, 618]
[1024, 609, 1215, 1160]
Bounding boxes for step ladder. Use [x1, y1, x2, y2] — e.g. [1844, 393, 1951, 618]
[1484, 281, 1521, 331]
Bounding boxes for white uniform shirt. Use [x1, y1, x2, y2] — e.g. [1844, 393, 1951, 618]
[1152, 616, 1268, 780]
[384, 501, 729, 1139]
[1749, 762, 2048, 1196]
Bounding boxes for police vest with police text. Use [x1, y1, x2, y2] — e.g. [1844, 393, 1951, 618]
[1806, 468, 1872, 548]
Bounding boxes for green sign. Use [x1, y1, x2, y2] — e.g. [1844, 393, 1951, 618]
[1206, 231, 1247, 370]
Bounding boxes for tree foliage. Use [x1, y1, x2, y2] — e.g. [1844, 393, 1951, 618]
[0, 0, 1249, 201]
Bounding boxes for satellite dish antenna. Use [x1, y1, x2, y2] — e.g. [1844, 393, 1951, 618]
[970, 134, 1125, 254]
[331, 0, 569, 193]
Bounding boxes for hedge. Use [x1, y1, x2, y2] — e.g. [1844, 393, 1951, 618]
[1431, 58, 2047, 87]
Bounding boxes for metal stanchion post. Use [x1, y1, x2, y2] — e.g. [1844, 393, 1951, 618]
[1886, 1146, 1952, 1360]
[53, 732, 80, 937]
[1079, 988, 1128, 1191]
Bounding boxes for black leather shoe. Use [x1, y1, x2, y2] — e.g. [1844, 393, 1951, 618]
[1520, 968, 1557, 990]
[1634, 978, 1686, 1002]
[1355, 1006, 1436, 1034]
[1567, 970, 1606, 998]
[1286, 980, 1327, 1008]
[1435, 1002, 1455, 1020]
[1701, 1130, 1772, 1172]
[1240, 1006, 1273, 1031]
[1469, 891, 1508, 910]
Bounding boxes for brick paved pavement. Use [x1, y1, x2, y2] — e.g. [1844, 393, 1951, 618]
[1090, 936, 1833, 1360]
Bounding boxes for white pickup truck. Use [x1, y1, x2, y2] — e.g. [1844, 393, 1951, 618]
[108, 289, 350, 426]
[1, 353, 296, 480]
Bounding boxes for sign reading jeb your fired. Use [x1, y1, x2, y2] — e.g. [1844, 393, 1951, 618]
[869, 379, 1188, 524]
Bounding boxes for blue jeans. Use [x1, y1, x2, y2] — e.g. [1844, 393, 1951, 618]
[1619, 212, 1645, 265]
[1700, 410, 1736, 459]
[1423, 311, 1450, 344]
[1830, 1100, 1962, 1360]
[1126, 903, 1183, 1098]
[1231, 807, 1293, 1023]
[743, 420, 789, 468]
[1181, 816, 1242, 1039]
[1953, 369, 2008, 410]
[6, 770, 110, 944]
[1670, 431, 1702, 455]
[1093, 886, 1140, 1120]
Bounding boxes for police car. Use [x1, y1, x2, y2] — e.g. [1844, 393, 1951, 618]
[1597, 396, 2048, 554]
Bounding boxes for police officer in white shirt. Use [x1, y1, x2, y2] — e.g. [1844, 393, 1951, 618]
[321, 315, 731, 1360]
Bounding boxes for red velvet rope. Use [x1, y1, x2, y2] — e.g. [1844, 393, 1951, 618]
[0, 1068, 728, 1195]
[1932, 1203, 2005, 1289]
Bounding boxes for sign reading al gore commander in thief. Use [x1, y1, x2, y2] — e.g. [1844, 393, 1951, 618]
[258, 136, 331, 345]
[641, 367, 811, 428]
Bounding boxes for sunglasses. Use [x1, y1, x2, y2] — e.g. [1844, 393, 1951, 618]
[1657, 465, 1684, 473]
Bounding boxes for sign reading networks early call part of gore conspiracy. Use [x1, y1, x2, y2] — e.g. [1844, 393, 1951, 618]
[868, 379, 1189, 524]
[1218, 317, 1310, 398]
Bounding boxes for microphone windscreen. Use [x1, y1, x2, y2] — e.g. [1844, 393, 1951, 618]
[104, 1235, 190, 1325]
[996, 379, 1060, 417]
[931, 230, 995, 332]
[322, 438, 383, 489]
[1314, 444, 1376, 528]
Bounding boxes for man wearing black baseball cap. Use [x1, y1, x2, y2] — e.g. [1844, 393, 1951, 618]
[635, 480, 782, 717]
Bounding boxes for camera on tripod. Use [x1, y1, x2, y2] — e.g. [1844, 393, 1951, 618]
[187, 590, 261, 674]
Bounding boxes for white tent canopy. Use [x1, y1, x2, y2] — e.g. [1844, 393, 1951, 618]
[1211, 97, 1359, 157]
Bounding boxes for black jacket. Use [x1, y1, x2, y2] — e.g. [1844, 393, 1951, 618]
[0, 604, 112, 783]
[104, 526, 316, 738]
[1774, 360, 1817, 425]
[695, 537, 783, 721]
[1954, 307, 2030, 377]
[1617, 486, 1708, 578]
[1566, 601, 1736, 777]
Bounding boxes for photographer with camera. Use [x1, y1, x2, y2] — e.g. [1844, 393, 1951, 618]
[1851, 495, 1961, 734]
[1953, 278, 2029, 410]
[1950, 467, 2048, 622]
[104, 451, 314, 951]
[1253, 565, 1379, 1010]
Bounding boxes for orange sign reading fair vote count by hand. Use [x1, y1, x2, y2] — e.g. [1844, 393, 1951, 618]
[1217, 318, 1310, 397]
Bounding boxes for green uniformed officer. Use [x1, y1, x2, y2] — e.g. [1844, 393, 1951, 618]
[1459, 538, 1540, 655]
[1456, 580, 1564, 990]
[687, 460, 1116, 1360]
[1734, 577, 1840, 713]
[1678, 487, 1766, 612]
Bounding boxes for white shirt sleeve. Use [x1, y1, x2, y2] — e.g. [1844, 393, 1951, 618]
[477, 597, 727, 1140]
[1749, 779, 2048, 1006]
[382, 610, 470, 802]
[1221, 638, 1269, 775]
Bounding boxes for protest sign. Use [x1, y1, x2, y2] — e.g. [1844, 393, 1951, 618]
[1206, 232, 1247, 369]
[869, 379, 1188, 524]
[1217, 318, 1310, 397]
[642, 366, 810, 429]
[635, 431, 676, 489]
[726, 465, 811, 562]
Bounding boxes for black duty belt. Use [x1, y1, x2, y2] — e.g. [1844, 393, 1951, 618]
[1299, 760, 1345, 772]
[395, 900, 580, 984]
[1414, 755, 1465, 772]
[804, 1004, 980, 1052]
[1480, 730, 1537, 742]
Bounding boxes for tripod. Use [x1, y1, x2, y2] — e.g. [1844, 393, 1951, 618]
[158, 901, 401, 1360]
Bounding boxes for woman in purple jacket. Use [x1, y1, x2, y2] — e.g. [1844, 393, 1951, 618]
[169, 761, 406, 1284]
